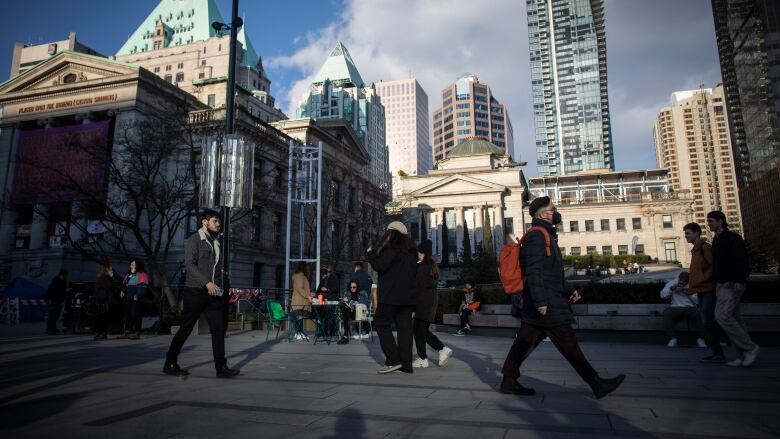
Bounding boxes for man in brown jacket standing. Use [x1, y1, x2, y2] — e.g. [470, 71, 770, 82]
[684, 222, 724, 363]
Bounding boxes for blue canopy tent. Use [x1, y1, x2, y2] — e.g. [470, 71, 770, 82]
[1, 278, 47, 321]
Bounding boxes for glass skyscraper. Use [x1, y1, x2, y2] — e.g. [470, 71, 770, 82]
[527, 0, 613, 176]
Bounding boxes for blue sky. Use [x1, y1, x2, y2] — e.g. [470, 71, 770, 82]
[0, 0, 721, 177]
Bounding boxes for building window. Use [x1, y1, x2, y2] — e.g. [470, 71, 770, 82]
[198, 72, 205, 79]
[164, 74, 172, 83]
[348, 187, 356, 212]
[600, 219, 610, 231]
[165, 65, 171, 71]
[618, 245, 629, 255]
[560, 247, 566, 255]
[571, 247, 581, 256]
[602, 245, 612, 255]
[207, 94, 216, 107]
[251, 209, 262, 242]
[616, 218, 626, 230]
[253, 263, 263, 287]
[274, 167, 283, 188]
[635, 244, 645, 255]
[175, 72, 184, 83]
[585, 220, 594, 232]
[331, 221, 342, 258]
[153, 66, 160, 73]
[177, 63, 184, 69]
[201, 59, 207, 65]
[662, 215, 673, 229]
[504, 217, 513, 235]
[632, 217, 642, 230]
[331, 180, 342, 209]
[273, 213, 283, 249]
[569, 221, 579, 232]
[586, 246, 597, 255]
[275, 265, 284, 289]
[664, 242, 677, 262]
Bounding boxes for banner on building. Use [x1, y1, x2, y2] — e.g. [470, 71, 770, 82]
[12, 120, 110, 204]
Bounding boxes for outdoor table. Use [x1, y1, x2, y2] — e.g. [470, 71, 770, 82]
[311, 302, 342, 344]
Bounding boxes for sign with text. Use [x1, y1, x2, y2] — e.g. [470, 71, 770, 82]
[12, 120, 111, 204]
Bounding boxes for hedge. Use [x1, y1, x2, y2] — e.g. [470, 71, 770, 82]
[562, 254, 653, 269]
[433, 279, 780, 323]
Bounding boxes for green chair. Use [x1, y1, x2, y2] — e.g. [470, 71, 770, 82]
[266, 300, 288, 341]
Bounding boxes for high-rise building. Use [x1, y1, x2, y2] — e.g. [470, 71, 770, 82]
[526, 0, 614, 176]
[114, 0, 285, 122]
[375, 78, 431, 198]
[653, 86, 743, 232]
[712, 0, 780, 267]
[9, 32, 103, 78]
[431, 74, 513, 162]
[296, 42, 390, 192]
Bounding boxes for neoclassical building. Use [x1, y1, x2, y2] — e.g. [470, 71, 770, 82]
[395, 138, 529, 262]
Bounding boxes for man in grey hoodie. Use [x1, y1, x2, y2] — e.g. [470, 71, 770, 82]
[163, 209, 239, 378]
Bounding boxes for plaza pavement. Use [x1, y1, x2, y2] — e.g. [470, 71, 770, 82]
[1, 324, 779, 438]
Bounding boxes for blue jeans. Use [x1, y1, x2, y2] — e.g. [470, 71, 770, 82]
[698, 292, 723, 356]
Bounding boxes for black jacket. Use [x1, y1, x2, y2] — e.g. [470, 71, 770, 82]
[712, 229, 750, 283]
[46, 276, 68, 302]
[93, 274, 115, 305]
[519, 218, 573, 327]
[414, 260, 438, 322]
[315, 275, 340, 301]
[368, 245, 417, 306]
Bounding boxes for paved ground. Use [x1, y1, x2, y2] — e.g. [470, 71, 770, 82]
[1, 324, 779, 438]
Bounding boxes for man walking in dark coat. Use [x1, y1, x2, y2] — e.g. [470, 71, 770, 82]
[500, 197, 625, 399]
[46, 270, 68, 335]
[163, 209, 239, 378]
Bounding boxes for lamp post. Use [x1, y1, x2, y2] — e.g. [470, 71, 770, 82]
[211, 0, 243, 292]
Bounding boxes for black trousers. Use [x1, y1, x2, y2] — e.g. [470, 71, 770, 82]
[341, 305, 352, 337]
[413, 319, 444, 359]
[460, 309, 472, 329]
[124, 299, 142, 334]
[166, 287, 226, 368]
[698, 292, 724, 356]
[93, 303, 110, 334]
[46, 301, 63, 332]
[502, 323, 597, 384]
[374, 303, 414, 371]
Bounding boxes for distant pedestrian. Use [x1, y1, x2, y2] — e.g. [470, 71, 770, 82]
[349, 261, 373, 298]
[290, 262, 312, 340]
[163, 209, 239, 378]
[45, 269, 68, 335]
[412, 240, 452, 368]
[92, 265, 117, 340]
[121, 259, 148, 340]
[368, 221, 417, 374]
[707, 211, 759, 367]
[315, 267, 340, 302]
[684, 222, 725, 362]
[454, 279, 481, 336]
[500, 196, 625, 399]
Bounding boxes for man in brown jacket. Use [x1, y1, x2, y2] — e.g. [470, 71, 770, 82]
[684, 222, 724, 362]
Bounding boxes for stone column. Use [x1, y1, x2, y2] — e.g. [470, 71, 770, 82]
[29, 204, 48, 249]
[494, 204, 505, 246]
[69, 203, 85, 246]
[455, 207, 464, 259]
[474, 205, 483, 247]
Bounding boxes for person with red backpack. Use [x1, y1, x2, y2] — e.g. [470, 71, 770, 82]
[499, 196, 625, 399]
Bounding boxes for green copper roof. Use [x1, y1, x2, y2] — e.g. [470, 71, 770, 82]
[237, 21, 262, 72]
[311, 42, 365, 88]
[116, 0, 224, 54]
[447, 137, 505, 158]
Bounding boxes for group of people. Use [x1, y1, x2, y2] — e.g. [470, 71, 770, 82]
[45, 260, 150, 340]
[661, 212, 759, 367]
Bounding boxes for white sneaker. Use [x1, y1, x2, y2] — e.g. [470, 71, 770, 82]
[727, 358, 743, 367]
[351, 334, 361, 340]
[464, 323, 471, 332]
[453, 330, 466, 337]
[377, 364, 403, 374]
[742, 345, 760, 367]
[438, 346, 453, 367]
[412, 358, 429, 368]
[696, 338, 708, 349]
[666, 337, 678, 348]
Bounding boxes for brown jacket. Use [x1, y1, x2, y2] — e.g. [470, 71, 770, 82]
[688, 238, 715, 293]
[291, 272, 312, 312]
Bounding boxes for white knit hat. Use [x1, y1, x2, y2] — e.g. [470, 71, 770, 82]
[386, 221, 408, 235]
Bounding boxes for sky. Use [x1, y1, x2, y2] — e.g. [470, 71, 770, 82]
[0, 0, 722, 177]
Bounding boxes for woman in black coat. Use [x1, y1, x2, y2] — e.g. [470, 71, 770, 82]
[368, 221, 417, 374]
[92, 265, 116, 340]
[412, 240, 453, 368]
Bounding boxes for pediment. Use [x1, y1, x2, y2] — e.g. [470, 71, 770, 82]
[411, 174, 506, 197]
[0, 51, 138, 95]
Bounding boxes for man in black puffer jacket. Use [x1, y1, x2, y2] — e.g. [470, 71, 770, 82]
[500, 197, 625, 399]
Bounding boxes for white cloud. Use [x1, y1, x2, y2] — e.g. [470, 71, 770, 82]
[268, 0, 721, 177]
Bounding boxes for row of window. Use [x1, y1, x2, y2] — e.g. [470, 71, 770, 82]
[533, 215, 675, 233]
[563, 244, 644, 256]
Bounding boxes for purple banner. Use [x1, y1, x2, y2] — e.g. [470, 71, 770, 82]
[12, 120, 110, 204]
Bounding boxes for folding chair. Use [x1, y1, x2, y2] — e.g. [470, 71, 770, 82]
[265, 300, 288, 341]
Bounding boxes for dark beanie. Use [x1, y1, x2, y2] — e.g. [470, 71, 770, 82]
[418, 239, 433, 255]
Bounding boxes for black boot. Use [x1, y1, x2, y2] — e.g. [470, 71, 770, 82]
[337, 336, 349, 345]
[499, 376, 536, 396]
[590, 374, 625, 399]
[163, 362, 190, 377]
[216, 363, 240, 378]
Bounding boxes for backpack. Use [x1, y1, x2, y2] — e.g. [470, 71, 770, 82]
[498, 226, 551, 295]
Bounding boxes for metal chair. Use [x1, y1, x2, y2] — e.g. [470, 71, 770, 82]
[265, 300, 288, 341]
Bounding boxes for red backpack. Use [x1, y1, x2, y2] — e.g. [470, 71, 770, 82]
[499, 226, 551, 295]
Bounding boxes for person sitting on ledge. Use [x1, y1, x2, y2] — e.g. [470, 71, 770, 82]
[660, 271, 706, 348]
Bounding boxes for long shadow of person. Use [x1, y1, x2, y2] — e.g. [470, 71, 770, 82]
[319, 407, 367, 439]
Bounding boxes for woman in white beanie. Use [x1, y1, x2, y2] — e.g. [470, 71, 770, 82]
[368, 221, 418, 374]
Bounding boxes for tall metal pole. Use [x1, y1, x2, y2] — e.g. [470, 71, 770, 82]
[221, 0, 239, 292]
